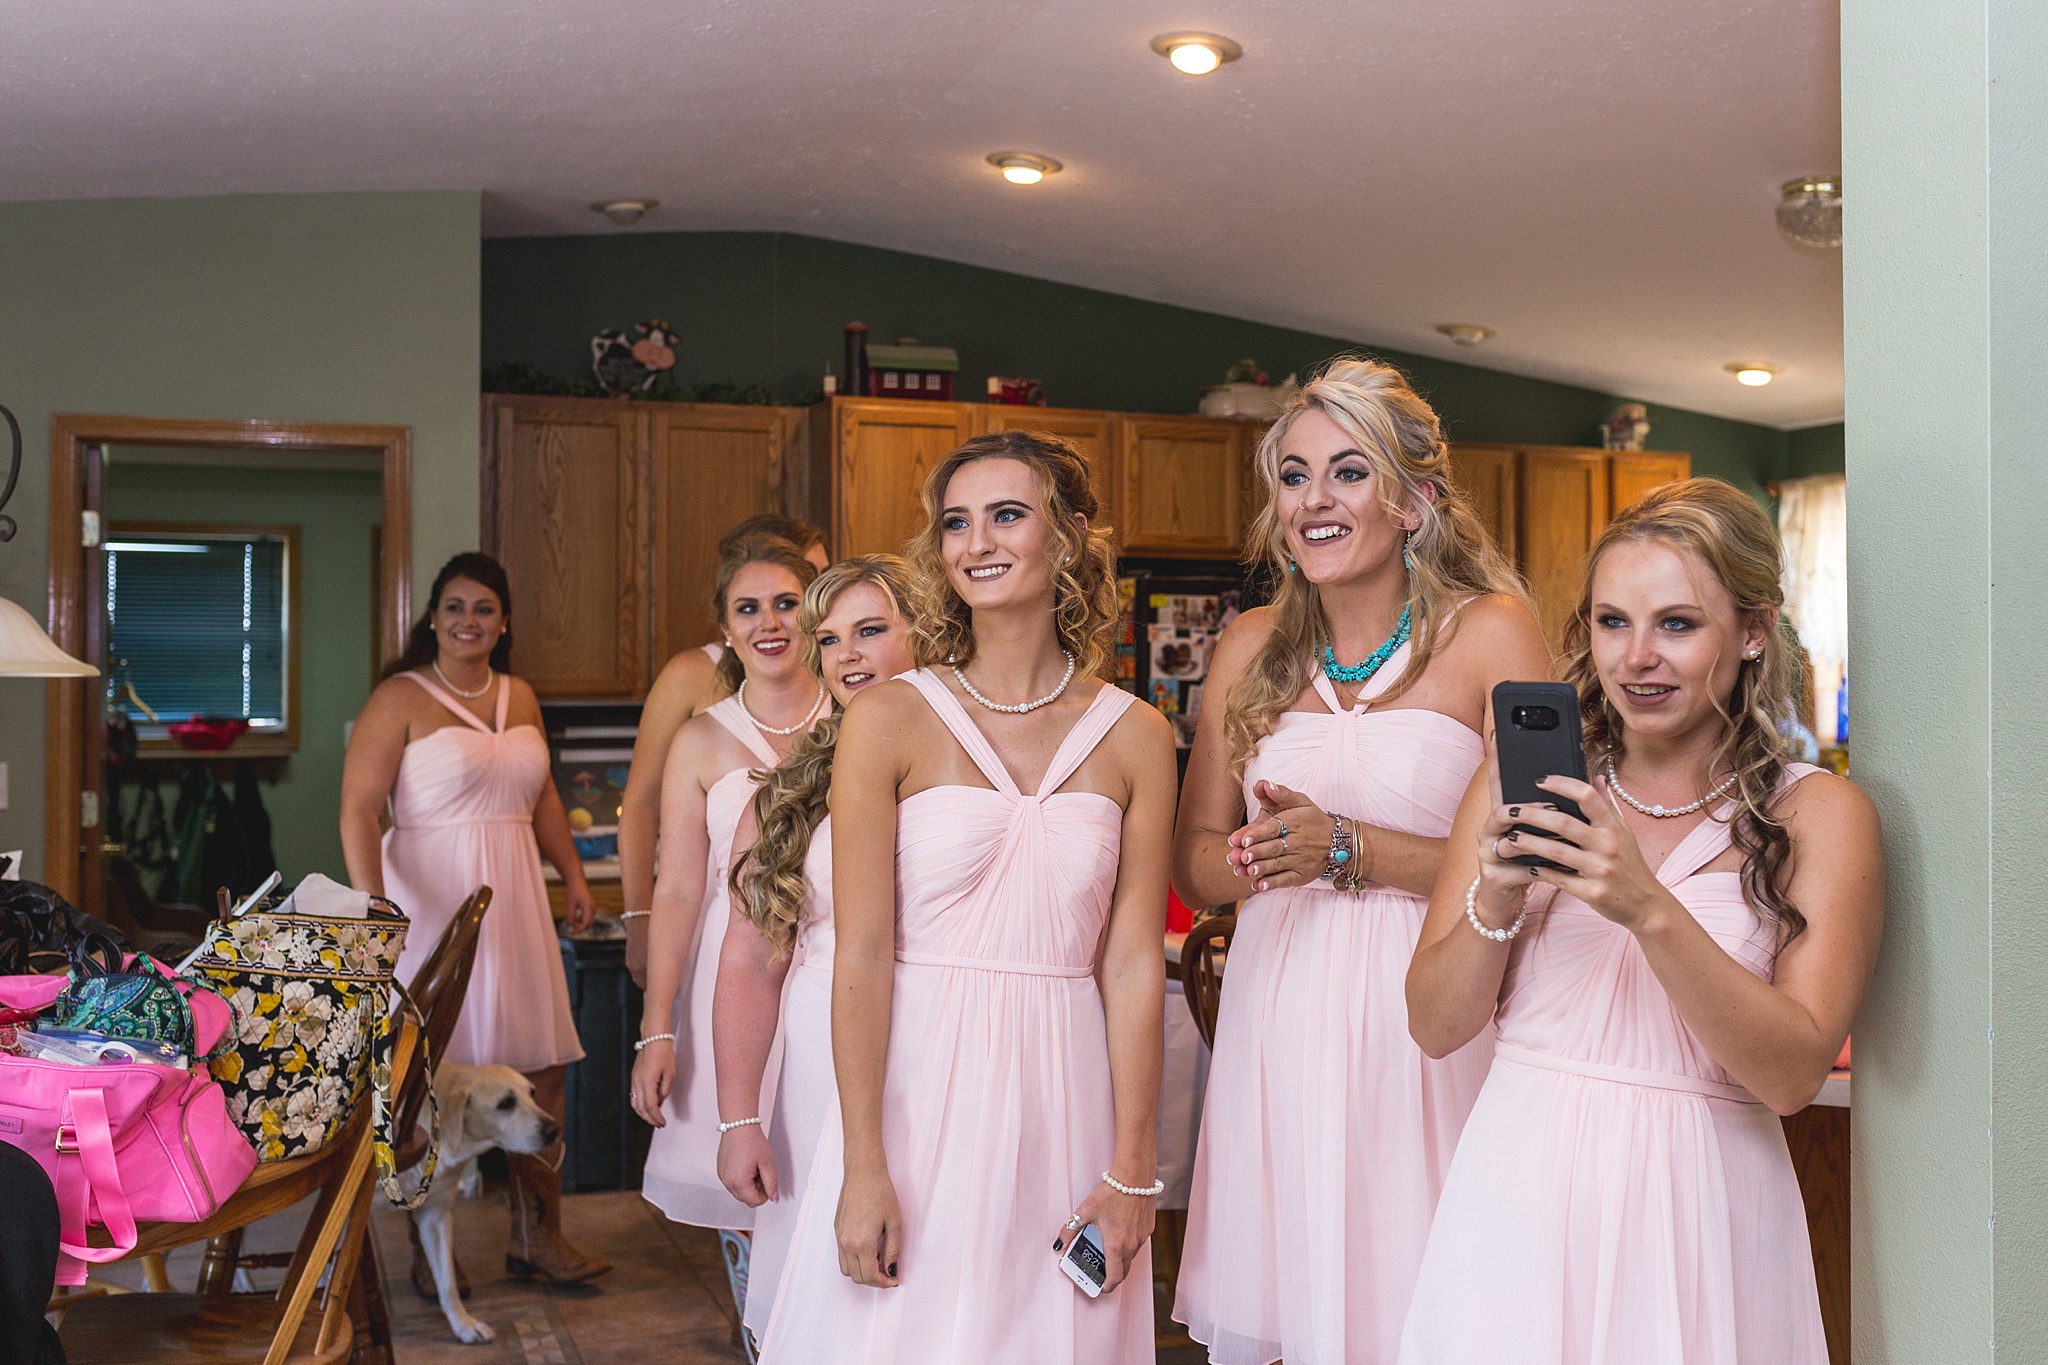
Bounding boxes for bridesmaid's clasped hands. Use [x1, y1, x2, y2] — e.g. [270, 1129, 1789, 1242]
[1226, 779, 1349, 893]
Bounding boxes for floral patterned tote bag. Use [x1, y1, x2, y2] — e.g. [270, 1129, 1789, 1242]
[186, 882, 436, 1204]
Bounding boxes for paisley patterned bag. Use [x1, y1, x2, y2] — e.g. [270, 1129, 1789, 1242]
[186, 890, 438, 1205]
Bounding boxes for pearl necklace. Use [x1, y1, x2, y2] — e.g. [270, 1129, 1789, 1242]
[431, 660, 493, 700]
[954, 651, 1076, 715]
[737, 681, 828, 736]
[1603, 757, 1738, 818]
[1322, 604, 1411, 685]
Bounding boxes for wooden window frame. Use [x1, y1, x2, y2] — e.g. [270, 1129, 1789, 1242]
[107, 521, 304, 759]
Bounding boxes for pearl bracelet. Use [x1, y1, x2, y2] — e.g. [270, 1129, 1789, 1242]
[618, 910, 650, 921]
[634, 1032, 676, 1052]
[719, 1116, 762, 1134]
[1101, 1171, 1165, 1198]
[1463, 874, 1528, 943]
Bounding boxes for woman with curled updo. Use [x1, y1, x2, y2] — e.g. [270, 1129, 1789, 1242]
[1172, 358, 1551, 1365]
[760, 431, 1176, 1365]
[711, 554, 920, 1346]
[1399, 479, 1882, 1363]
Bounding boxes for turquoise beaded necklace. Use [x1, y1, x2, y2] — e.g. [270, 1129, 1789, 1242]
[1322, 603, 1412, 684]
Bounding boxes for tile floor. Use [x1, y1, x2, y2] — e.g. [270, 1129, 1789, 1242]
[85, 1186, 1209, 1364]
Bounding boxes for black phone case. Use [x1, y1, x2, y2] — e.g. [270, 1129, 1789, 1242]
[1491, 682, 1589, 870]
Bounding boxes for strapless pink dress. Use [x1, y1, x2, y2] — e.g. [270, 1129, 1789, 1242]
[643, 697, 778, 1229]
[1399, 767, 1828, 1364]
[741, 815, 835, 1343]
[759, 672, 1152, 1365]
[384, 672, 581, 1073]
[1177, 654, 1493, 1365]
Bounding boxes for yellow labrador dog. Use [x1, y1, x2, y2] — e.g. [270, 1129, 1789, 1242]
[402, 1063, 559, 1344]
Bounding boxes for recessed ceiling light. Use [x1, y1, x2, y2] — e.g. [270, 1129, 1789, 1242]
[1150, 32, 1243, 75]
[1726, 363, 1777, 386]
[1435, 323, 1496, 347]
[986, 151, 1062, 185]
[591, 199, 657, 226]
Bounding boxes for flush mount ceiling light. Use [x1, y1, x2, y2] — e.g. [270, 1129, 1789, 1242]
[1776, 176, 1841, 248]
[986, 151, 1062, 185]
[1150, 31, 1244, 75]
[590, 199, 658, 226]
[1726, 363, 1777, 387]
[1434, 323, 1496, 347]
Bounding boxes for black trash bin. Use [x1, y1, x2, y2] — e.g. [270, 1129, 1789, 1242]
[558, 929, 653, 1192]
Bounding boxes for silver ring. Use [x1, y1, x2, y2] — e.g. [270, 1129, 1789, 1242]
[1490, 834, 1513, 862]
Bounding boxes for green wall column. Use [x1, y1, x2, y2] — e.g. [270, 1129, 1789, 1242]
[1844, 0, 2048, 1357]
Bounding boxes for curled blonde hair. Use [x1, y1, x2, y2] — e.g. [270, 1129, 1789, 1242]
[729, 556, 917, 957]
[1559, 478, 1805, 941]
[708, 534, 820, 692]
[904, 431, 1119, 680]
[1222, 356, 1527, 776]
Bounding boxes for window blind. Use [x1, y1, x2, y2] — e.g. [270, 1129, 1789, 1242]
[107, 536, 287, 724]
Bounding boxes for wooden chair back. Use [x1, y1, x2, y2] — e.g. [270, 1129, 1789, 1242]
[1179, 912, 1235, 1050]
[58, 1015, 424, 1365]
[389, 885, 492, 1174]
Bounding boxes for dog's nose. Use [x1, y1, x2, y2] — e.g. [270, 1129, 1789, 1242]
[540, 1118, 561, 1146]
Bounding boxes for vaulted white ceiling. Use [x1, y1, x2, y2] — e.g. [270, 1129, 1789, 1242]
[0, 0, 1843, 426]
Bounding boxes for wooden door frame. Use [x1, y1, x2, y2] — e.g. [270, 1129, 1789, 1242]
[43, 413, 411, 904]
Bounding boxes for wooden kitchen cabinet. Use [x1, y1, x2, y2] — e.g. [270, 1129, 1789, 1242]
[976, 405, 1118, 533]
[1447, 443, 1689, 645]
[1117, 415, 1247, 557]
[1609, 451, 1692, 514]
[649, 404, 808, 664]
[1446, 443, 1520, 562]
[482, 397, 649, 697]
[813, 398, 977, 558]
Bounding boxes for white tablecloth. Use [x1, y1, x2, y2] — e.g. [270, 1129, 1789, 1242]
[1157, 979, 1212, 1210]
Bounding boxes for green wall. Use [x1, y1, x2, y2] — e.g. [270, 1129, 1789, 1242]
[1786, 421, 1847, 478]
[102, 459, 382, 884]
[0, 191, 481, 883]
[1845, 0, 2048, 1354]
[483, 230, 1790, 500]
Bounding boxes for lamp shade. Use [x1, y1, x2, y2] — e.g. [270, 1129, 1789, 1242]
[0, 595, 97, 677]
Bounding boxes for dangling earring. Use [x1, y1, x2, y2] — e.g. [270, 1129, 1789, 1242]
[1402, 530, 1415, 573]
[1286, 558, 1297, 574]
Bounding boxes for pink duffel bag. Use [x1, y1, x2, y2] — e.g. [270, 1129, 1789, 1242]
[0, 972, 259, 1284]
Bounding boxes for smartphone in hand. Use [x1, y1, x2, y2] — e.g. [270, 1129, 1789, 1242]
[1491, 682, 1588, 871]
[1059, 1223, 1108, 1298]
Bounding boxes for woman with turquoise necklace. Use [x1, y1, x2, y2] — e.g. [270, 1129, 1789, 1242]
[1170, 357, 1550, 1365]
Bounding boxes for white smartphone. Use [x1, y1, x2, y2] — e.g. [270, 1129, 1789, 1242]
[1059, 1223, 1108, 1298]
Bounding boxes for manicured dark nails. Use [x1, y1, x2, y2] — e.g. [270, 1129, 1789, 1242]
[887, 1261, 898, 1277]
[1508, 805, 1520, 817]
[1053, 1238, 1064, 1252]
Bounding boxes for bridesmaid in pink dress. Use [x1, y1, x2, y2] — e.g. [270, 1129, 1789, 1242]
[340, 552, 606, 1288]
[632, 535, 824, 1235]
[618, 516, 829, 990]
[759, 432, 1177, 1365]
[1401, 480, 1883, 1363]
[713, 556, 920, 1347]
[1172, 359, 1549, 1365]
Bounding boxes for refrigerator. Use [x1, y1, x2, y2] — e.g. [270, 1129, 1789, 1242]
[1113, 556, 1276, 773]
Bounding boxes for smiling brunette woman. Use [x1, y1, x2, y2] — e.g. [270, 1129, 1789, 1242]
[1398, 480, 1883, 1364]
[758, 432, 1176, 1365]
[633, 535, 822, 1239]
[341, 552, 606, 1289]
[1172, 358, 1550, 1365]
[712, 555, 920, 1347]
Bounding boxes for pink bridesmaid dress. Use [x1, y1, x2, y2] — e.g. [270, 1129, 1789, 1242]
[759, 671, 1152, 1365]
[384, 672, 582, 1073]
[643, 696, 779, 1229]
[1398, 768, 1829, 1365]
[740, 815, 835, 1344]
[1177, 651, 1494, 1365]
